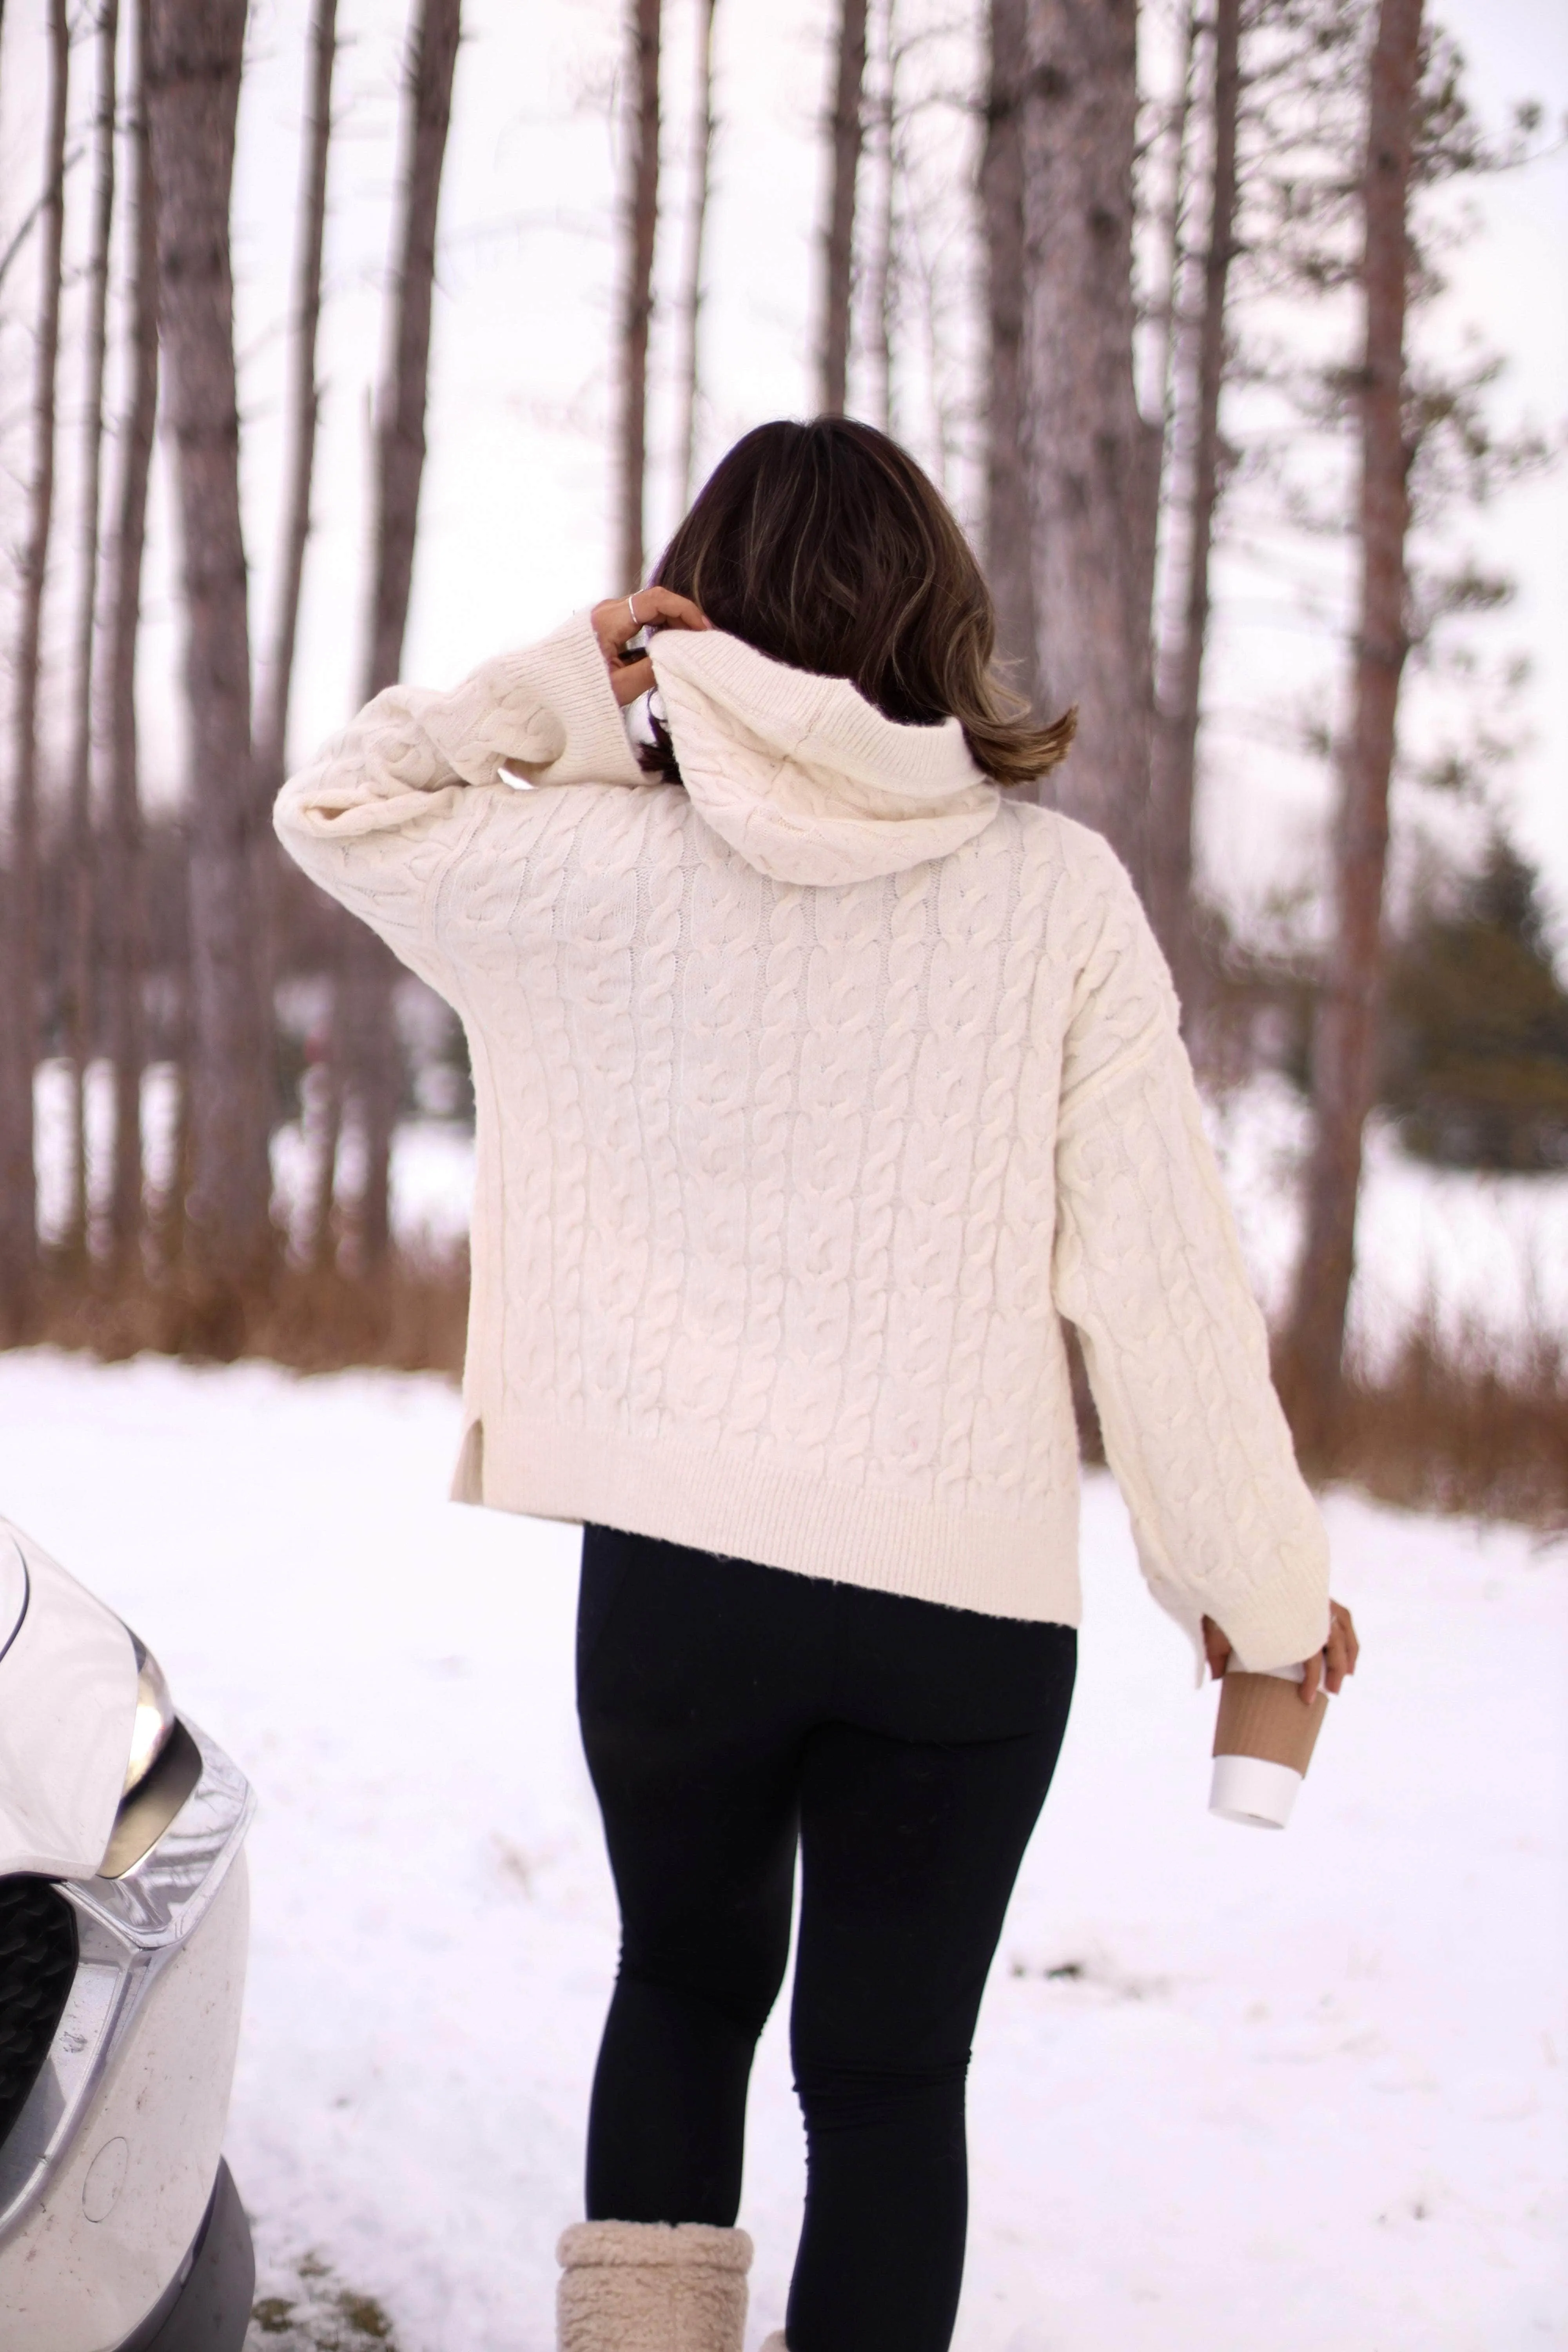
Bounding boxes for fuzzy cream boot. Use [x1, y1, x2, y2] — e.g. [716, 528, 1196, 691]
[556, 2220, 753, 2352]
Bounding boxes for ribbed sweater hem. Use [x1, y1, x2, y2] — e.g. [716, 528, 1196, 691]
[455, 1415, 1085, 1625]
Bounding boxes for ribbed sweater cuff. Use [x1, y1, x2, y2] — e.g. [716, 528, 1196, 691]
[484, 613, 644, 789]
[1212, 1575, 1332, 1677]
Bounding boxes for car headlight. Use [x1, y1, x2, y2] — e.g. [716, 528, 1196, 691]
[123, 1633, 177, 1795]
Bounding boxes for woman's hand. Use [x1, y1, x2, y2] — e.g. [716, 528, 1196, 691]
[591, 588, 710, 708]
[1202, 1599, 1359, 1706]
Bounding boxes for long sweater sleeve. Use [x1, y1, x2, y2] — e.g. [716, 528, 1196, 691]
[272, 613, 643, 988]
[1050, 833, 1330, 1676]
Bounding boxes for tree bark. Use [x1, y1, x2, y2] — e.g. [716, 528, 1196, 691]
[342, 0, 461, 1272]
[1285, 0, 1423, 1456]
[364, 0, 460, 706]
[1147, 0, 1240, 1001]
[254, 0, 338, 802]
[302, 1018, 343, 1271]
[258, 0, 338, 1269]
[616, 0, 660, 588]
[865, 0, 896, 433]
[980, 0, 1038, 711]
[0, 0, 69, 1320]
[1147, 0, 1200, 451]
[818, 0, 868, 416]
[101, 0, 160, 1271]
[673, 0, 715, 512]
[1020, 0, 1155, 888]
[61, 0, 122, 1261]
[147, 0, 272, 1299]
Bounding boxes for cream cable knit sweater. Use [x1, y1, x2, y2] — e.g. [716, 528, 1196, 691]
[274, 614, 1330, 1673]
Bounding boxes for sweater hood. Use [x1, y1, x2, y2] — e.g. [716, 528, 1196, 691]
[647, 627, 999, 885]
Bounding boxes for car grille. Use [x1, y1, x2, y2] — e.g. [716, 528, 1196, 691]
[0, 1876, 78, 2151]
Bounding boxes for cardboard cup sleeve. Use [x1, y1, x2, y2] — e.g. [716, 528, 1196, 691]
[1209, 1670, 1328, 1829]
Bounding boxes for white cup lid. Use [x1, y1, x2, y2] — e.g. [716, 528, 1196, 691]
[1209, 1752, 1303, 1829]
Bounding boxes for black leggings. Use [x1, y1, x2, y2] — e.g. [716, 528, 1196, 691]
[576, 1524, 1076, 2352]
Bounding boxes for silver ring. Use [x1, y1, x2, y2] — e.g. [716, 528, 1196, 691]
[626, 592, 641, 628]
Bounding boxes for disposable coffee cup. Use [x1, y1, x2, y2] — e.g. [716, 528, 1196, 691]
[1209, 1661, 1327, 1830]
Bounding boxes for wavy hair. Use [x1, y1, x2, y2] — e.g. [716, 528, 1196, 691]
[644, 417, 1075, 787]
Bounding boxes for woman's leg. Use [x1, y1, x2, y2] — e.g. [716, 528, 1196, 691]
[786, 1615, 1077, 2352]
[575, 1526, 825, 2226]
[575, 1526, 1075, 2347]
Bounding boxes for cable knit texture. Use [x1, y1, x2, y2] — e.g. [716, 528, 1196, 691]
[274, 613, 1330, 1673]
[555, 2221, 751, 2352]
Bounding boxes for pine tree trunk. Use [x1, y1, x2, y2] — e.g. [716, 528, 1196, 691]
[303, 1024, 343, 1271]
[1147, 0, 1200, 444]
[102, 0, 159, 1273]
[363, 0, 460, 705]
[617, 0, 661, 588]
[865, 0, 896, 433]
[258, 0, 338, 1267]
[673, 0, 715, 512]
[147, 0, 272, 1302]
[342, 0, 461, 1272]
[0, 0, 69, 1323]
[61, 0, 121, 1263]
[1136, 0, 1200, 734]
[819, 0, 868, 416]
[1285, 0, 1423, 1456]
[980, 0, 1038, 711]
[254, 0, 338, 803]
[1020, 0, 1154, 888]
[1147, 0, 1240, 1001]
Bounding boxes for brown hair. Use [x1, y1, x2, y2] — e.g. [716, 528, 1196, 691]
[645, 417, 1074, 786]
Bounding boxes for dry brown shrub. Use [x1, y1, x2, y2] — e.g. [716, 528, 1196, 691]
[1330, 1321, 1568, 1532]
[12, 1250, 1565, 1535]
[21, 1245, 470, 1379]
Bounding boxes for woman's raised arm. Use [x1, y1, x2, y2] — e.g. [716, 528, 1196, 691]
[272, 612, 644, 984]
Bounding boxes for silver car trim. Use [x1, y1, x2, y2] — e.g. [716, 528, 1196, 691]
[0, 1535, 29, 1671]
[0, 1715, 253, 2249]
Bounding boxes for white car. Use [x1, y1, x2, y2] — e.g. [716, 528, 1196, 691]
[0, 1516, 254, 2351]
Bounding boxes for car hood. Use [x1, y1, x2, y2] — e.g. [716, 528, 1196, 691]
[0, 1520, 138, 1878]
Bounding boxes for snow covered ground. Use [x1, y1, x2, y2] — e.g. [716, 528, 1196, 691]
[0, 1351, 1562, 2350]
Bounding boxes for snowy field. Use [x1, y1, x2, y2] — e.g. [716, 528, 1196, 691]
[0, 1350, 1563, 2350]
